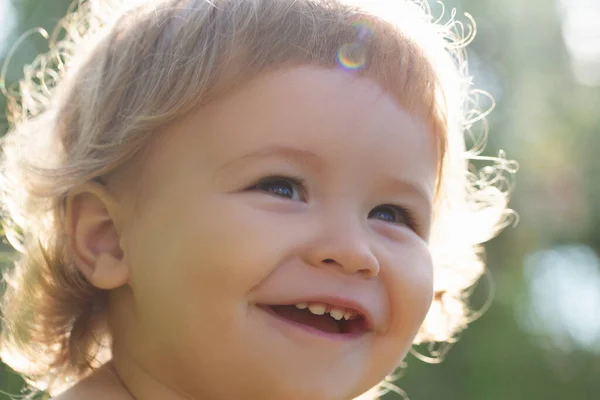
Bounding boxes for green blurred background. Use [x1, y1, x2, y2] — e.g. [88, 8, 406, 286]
[1, 0, 599, 399]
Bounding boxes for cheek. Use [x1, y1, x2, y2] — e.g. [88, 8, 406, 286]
[127, 193, 296, 306]
[121, 193, 281, 352]
[184, 196, 296, 291]
[366, 242, 433, 373]
[385, 242, 434, 338]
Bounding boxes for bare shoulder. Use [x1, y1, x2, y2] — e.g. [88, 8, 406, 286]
[51, 363, 132, 400]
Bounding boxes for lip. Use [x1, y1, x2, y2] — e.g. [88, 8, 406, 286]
[259, 295, 376, 332]
[257, 304, 369, 342]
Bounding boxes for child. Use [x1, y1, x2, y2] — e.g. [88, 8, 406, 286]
[0, 0, 516, 399]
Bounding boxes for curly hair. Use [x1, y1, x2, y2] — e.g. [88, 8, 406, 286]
[0, 0, 517, 396]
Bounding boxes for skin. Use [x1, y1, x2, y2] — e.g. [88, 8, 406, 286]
[59, 66, 437, 400]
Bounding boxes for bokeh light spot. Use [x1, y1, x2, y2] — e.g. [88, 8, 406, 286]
[517, 245, 600, 354]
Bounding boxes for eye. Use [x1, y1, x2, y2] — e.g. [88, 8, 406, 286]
[249, 176, 305, 201]
[368, 204, 418, 230]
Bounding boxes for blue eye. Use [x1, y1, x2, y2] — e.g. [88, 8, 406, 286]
[250, 176, 304, 201]
[368, 205, 417, 229]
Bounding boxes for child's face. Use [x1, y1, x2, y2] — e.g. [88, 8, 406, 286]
[114, 66, 437, 399]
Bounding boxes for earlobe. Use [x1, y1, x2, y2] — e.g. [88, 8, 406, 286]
[65, 182, 129, 290]
[92, 253, 130, 290]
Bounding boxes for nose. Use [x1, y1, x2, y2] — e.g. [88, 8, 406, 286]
[304, 220, 380, 278]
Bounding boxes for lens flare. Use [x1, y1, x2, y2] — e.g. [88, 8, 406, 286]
[336, 20, 374, 71]
[352, 20, 375, 41]
[336, 42, 367, 71]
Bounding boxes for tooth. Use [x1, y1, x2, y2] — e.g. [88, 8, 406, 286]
[343, 310, 355, 320]
[307, 303, 327, 315]
[329, 308, 345, 321]
[295, 303, 308, 310]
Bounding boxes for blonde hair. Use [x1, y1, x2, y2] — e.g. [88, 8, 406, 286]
[0, 0, 516, 396]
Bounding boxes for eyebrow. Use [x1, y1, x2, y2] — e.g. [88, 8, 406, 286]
[217, 145, 326, 173]
[383, 176, 433, 212]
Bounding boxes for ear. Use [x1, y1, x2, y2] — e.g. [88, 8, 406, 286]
[65, 181, 129, 290]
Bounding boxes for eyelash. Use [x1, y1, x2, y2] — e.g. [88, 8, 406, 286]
[247, 175, 420, 232]
[247, 175, 307, 201]
[368, 204, 420, 232]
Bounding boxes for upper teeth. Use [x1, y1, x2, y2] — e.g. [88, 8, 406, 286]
[295, 302, 358, 321]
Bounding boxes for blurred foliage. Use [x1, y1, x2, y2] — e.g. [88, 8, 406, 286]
[1, 0, 599, 399]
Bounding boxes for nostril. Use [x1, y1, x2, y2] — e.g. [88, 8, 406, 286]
[359, 268, 375, 278]
[319, 258, 377, 278]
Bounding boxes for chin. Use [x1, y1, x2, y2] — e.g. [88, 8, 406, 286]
[262, 370, 375, 400]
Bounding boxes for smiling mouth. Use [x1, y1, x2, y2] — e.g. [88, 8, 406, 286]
[259, 304, 368, 336]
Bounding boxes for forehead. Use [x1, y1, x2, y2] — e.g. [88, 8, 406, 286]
[147, 66, 437, 193]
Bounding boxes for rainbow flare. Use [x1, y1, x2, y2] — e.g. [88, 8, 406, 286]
[336, 20, 375, 71]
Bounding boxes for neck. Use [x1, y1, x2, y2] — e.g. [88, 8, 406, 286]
[110, 341, 196, 400]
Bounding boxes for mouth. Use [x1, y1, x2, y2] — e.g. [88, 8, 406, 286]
[258, 302, 369, 338]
